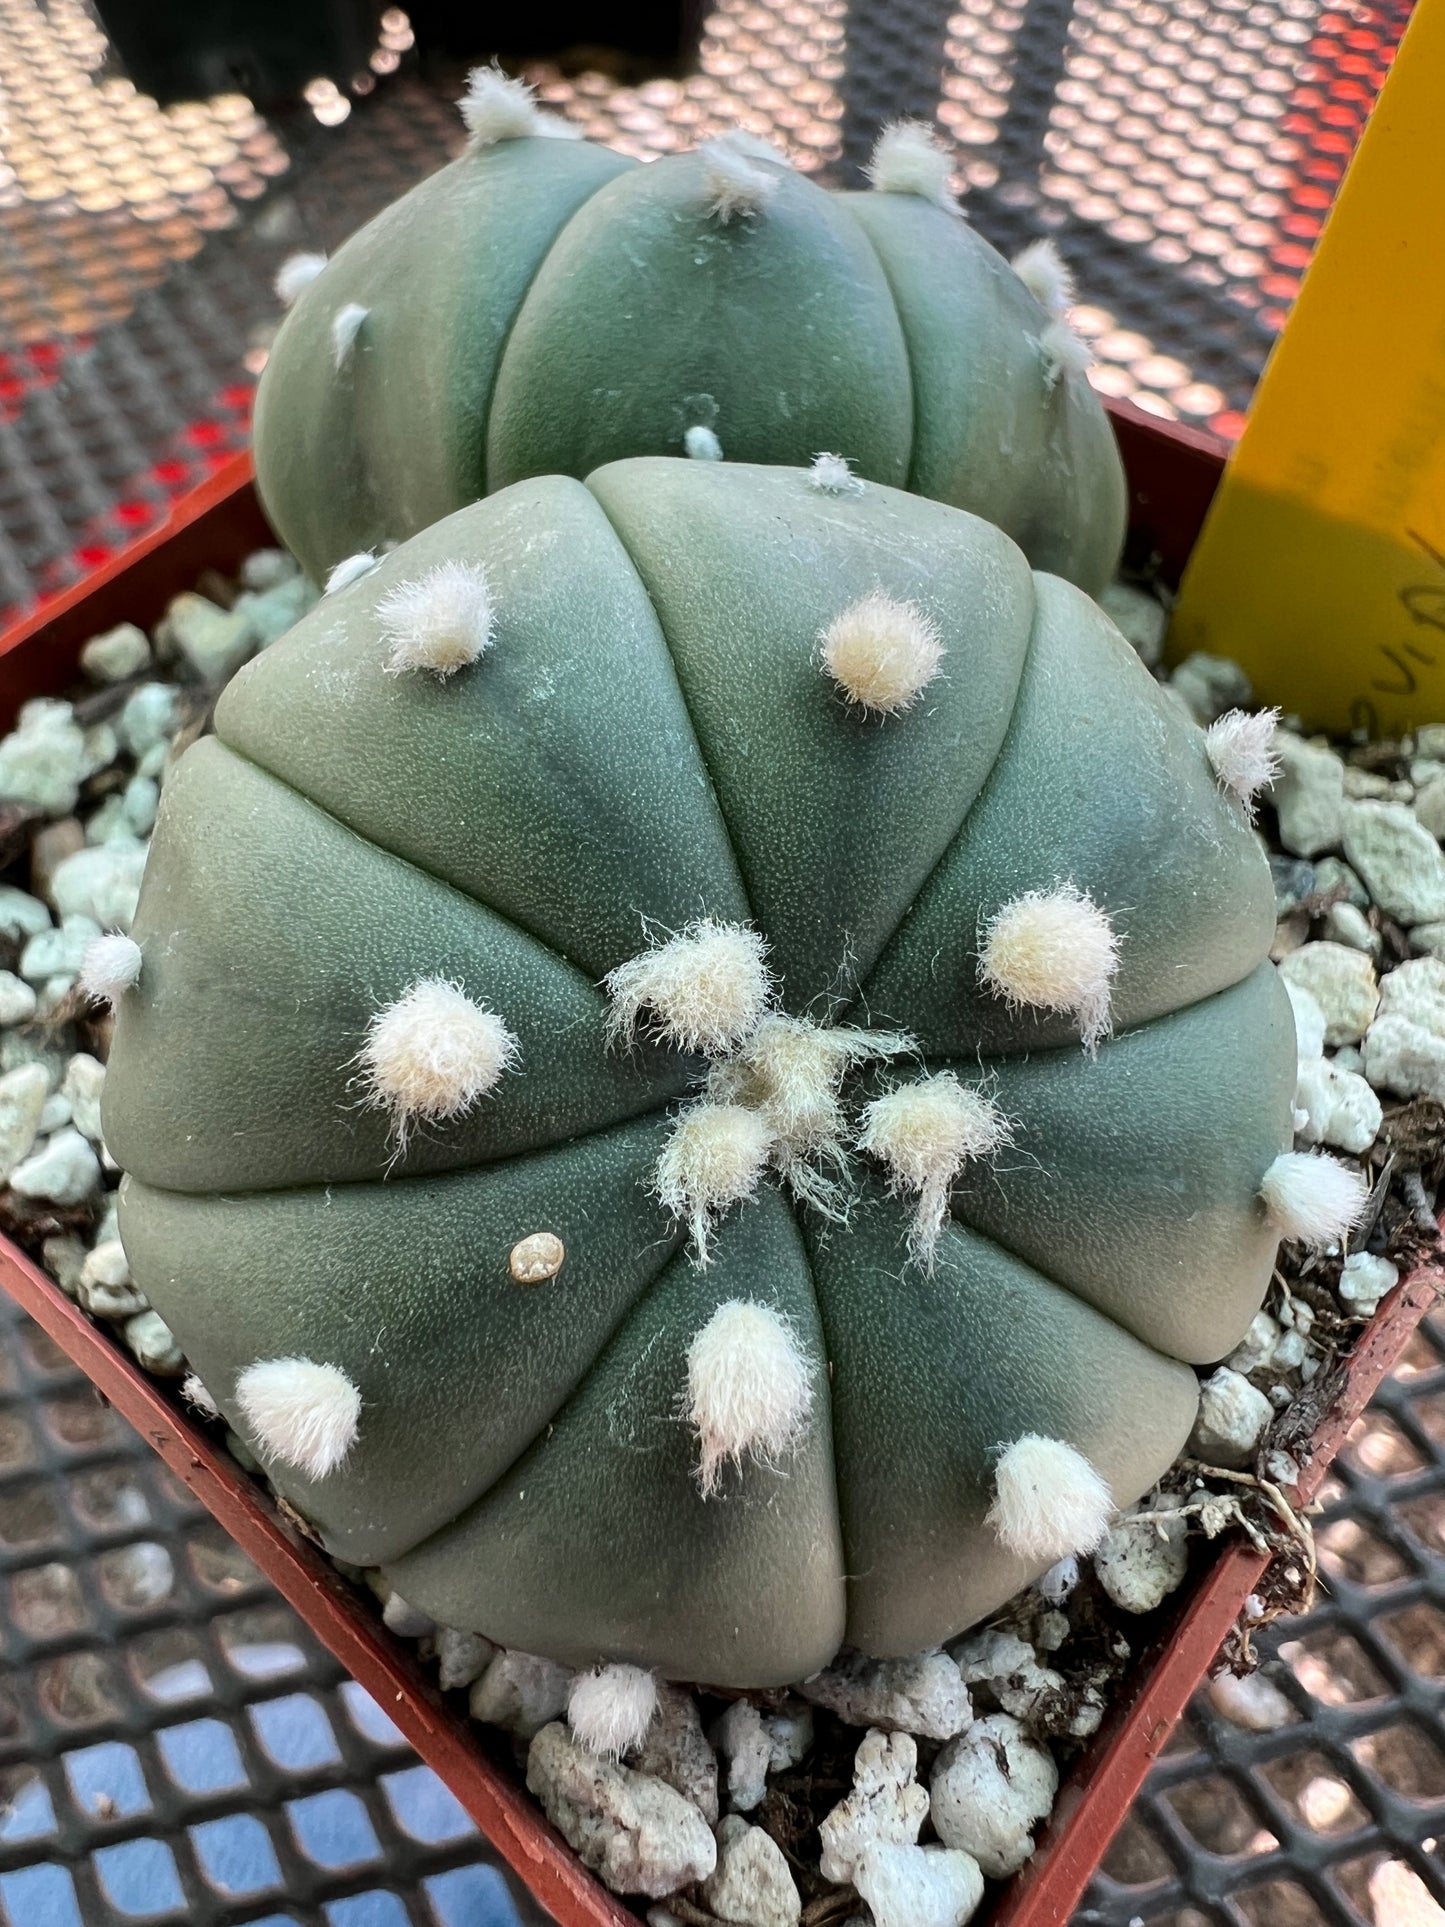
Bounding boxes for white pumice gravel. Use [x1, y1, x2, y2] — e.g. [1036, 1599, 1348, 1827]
[525, 1721, 717, 1898]
[818, 1729, 930, 1885]
[930, 1713, 1058, 1878]
[700, 1815, 802, 1927]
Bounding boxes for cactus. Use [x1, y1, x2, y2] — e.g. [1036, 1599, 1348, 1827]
[104, 459, 1348, 1689]
[253, 76, 1126, 596]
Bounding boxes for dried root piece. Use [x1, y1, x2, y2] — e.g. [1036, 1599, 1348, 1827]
[987, 1436, 1113, 1561]
[858, 1071, 1010, 1267]
[604, 921, 772, 1057]
[686, 1299, 813, 1496]
[978, 883, 1119, 1052]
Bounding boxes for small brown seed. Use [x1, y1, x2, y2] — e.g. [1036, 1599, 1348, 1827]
[509, 1231, 565, 1285]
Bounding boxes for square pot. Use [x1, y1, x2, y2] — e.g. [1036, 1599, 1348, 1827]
[0, 414, 1436, 1927]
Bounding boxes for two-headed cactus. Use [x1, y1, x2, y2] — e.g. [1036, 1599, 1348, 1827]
[255, 69, 1126, 596]
[102, 460, 1359, 1687]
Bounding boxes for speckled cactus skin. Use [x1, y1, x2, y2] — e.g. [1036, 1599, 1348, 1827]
[105, 461, 1293, 1687]
[251, 136, 1127, 595]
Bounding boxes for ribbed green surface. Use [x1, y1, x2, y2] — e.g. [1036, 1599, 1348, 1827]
[108, 461, 1291, 1683]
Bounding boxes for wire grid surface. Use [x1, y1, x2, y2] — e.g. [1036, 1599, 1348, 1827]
[0, 3, 1440, 1925]
[0, 0, 1415, 621]
[1078, 1309, 1445, 1927]
[0, 1288, 545, 1927]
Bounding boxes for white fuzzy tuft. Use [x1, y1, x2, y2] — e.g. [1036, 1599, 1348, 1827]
[567, 1665, 658, 1756]
[1205, 708, 1282, 818]
[712, 127, 791, 166]
[865, 120, 958, 212]
[324, 551, 380, 596]
[78, 933, 142, 1008]
[978, 883, 1119, 1052]
[180, 1373, 219, 1420]
[236, 1357, 361, 1479]
[684, 424, 723, 461]
[1261, 1151, 1370, 1249]
[604, 920, 772, 1056]
[275, 252, 327, 306]
[858, 1072, 1010, 1267]
[685, 1299, 813, 1495]
[654, 1102, 774, 1262]
[1011, 238, 1075, 318]
[698, 138, 780, 223]
[378, 560, 495, 678]
[709, 1014, 914, 1216]
[1039, 318, 1093, 392]
[458, 63, 542, 146]
[809, 452, 864, 496]
[331, 302, 369, 370]
[359, 977, 519, 1142]
[820, 591, 944, 716]
[987, 1435, 1114, 1561]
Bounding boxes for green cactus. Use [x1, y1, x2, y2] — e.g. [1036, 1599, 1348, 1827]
[106, 458, 1335, 1690]
[253, 76, 1126, 596]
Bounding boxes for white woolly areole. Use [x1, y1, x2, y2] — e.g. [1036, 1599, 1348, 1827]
[713, 127, 791, 166]
[1205, 708, 1282, 818]
[1261, 1151, 1370, 1249]
[275, 252, 327, 306]
[978, 883, 1119, 1052]
[866, 120, 958, 212]
[604, 920, 772, 1055]
[458, 63, 541, 146]
[858, 1072, 1011, 1267]
[324, 551, 379, 596]
[567, 1665, 658, 1756]
[654, 1102, 774, 1262]
[359, 977, 519, 1139]
[331, 302, 368, 370]
[987, 1435, 1114, 1561]
[79, 932, 142, 1008]
[236, 1358, 361, 1479]
[809, 451, 864, 495]
[180, 1373, 219, 1420]
[684, 424, 723, 461]
[1039, 318, 1093, 392]
[821, 591, 944, 715]
[686, 1298, 813, 1496]
[709, 1014, 915, 1216]
[1011, 238, 1074, 318]
[378, 560, 495, 678]
[698, 138, 780, 223]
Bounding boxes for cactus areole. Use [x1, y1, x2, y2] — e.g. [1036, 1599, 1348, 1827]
[106, 460, 1301, 1689]
[252, 107, 1127, 596]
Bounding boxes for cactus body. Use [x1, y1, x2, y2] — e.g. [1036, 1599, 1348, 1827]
[253, 137, 1126, 595]
[107, 462, 1291, 1687]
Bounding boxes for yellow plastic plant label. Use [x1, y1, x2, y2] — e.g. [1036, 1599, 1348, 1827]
[1169, 0, 1445, 736]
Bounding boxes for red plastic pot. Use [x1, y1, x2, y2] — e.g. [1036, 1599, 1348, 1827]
[0, 412, 1435, 1927]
